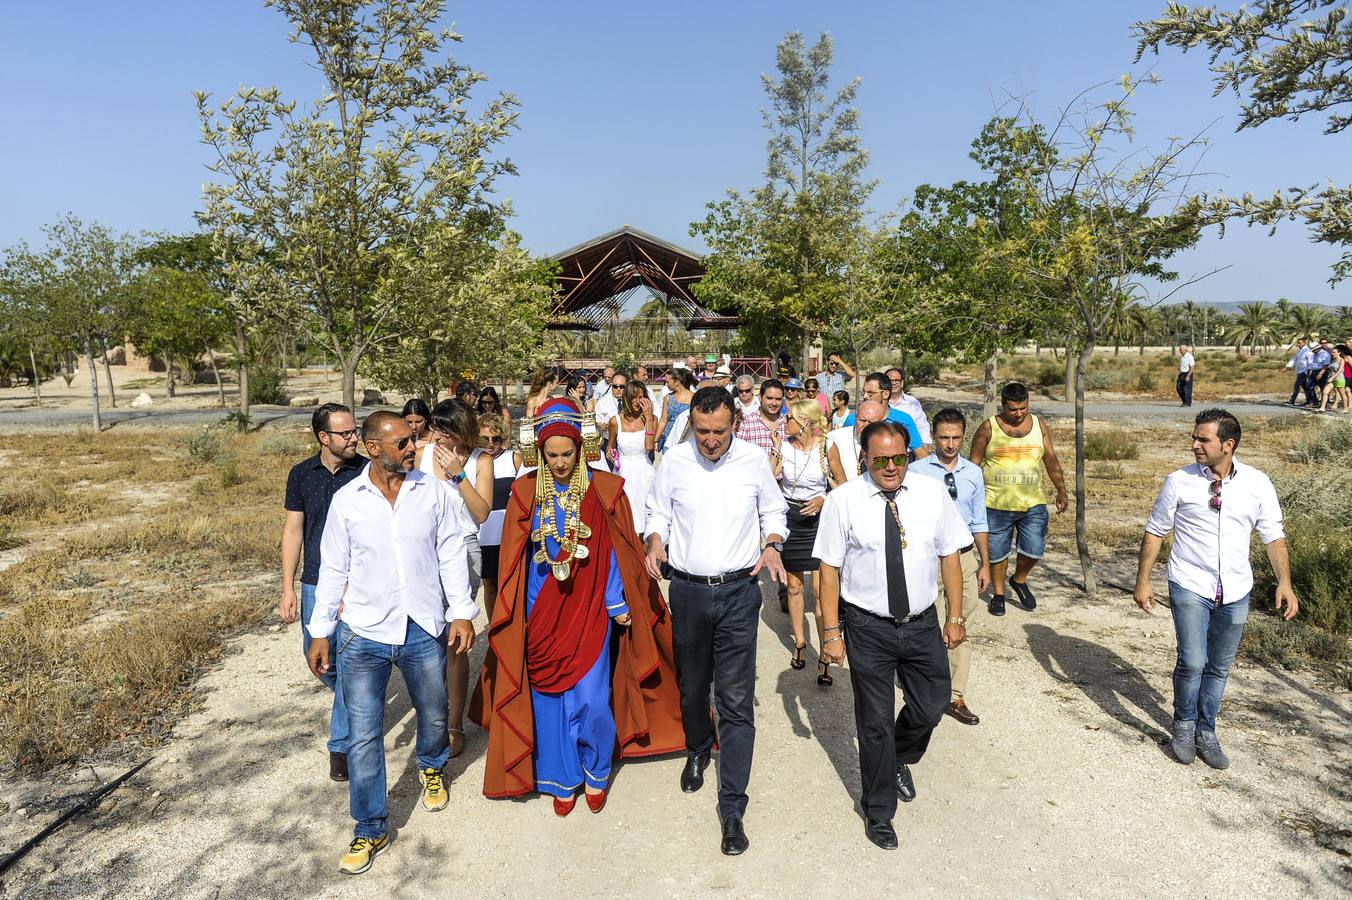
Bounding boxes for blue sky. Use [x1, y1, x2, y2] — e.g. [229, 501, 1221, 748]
[2, 0, 1347, 305]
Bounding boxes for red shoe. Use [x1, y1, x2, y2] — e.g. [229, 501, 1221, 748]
[585, 789, 608, 813]
[553, 795, 576, 817]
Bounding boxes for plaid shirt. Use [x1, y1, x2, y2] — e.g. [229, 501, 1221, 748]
[737, 410, 786, 455]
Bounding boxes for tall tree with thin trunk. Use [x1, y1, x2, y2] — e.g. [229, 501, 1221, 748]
[197, 0, 521, 408]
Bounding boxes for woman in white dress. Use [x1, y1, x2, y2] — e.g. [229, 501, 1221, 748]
[606, 380, 656, 535]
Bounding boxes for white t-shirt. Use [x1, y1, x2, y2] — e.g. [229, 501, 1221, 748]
[1179, 352, 1195, 374]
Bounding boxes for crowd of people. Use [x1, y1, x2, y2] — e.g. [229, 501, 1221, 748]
[1286, 335, 1352, 413]
[279, 353, 1299, 873]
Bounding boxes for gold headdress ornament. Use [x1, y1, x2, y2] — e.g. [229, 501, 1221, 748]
[518, 399, 601, 581]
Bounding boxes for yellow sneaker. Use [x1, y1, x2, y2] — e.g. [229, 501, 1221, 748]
[419, 767, 448, 812]
[339, 834, 389, 875]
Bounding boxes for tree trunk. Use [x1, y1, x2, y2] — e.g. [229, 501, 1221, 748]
[84, 339, 102, 432]
[1034, 342, 1041, 357]
[234, 319, 250, 419]
[341, 353, 359, 409]
[801, 328, 812, 378]
[1074, 340, 1097, 598]
[982, 350, 999, 419]
[205, 341, 226, 407]
[1062, 346, 1076, 402]
[29, 344, 43, 407]
[1139, 336, 1145, 356]
[901, 347, 911, 381]
[166, 357, 176, 398]
[99, 335, 117, 408]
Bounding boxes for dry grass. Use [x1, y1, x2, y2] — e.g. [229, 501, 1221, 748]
[0, 427, 309, 771]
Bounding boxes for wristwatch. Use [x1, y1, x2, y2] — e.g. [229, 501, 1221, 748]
[449, 471, 466, 485]
[946, 615, 966, 626]
[767, 541, 784, 553]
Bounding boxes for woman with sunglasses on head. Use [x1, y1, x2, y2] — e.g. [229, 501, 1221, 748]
[525, 367, 561, 419]
[769, 399, 837, 683]
[477, 385, 512, 434]
[476, 413, 522, 621]
[804, 376, 831, 418]
[607, 381, 657, 534]
[655, 366, 697, 452]
[402, 398, 432, 446]
[415, 398, 494, 758]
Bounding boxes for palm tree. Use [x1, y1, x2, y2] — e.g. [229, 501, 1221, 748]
[1286, 304, 1331, 345]
[1158, 305, 1186, 351]
[1334, 305, 1352, 340]
[1223, 301, 1280, 356]
[1127, 305, 1160, 355]
[1108, 291, 1134, 355]
[1273, 297, 1295, 337]
[1181, 299, 1199, 344]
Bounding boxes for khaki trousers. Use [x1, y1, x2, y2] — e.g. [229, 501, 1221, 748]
[937, 548, 981, 700]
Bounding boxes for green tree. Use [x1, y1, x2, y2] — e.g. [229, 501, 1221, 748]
[1285, 302, 1332, 344]
[124, 267, 231, 400]
[1223, 300, 1282, 354]
[197, 0, 522, 408]
[1136, 1, 1352, 282]
[692, 32, 875, 365]
[1128, 303, 1162, 355]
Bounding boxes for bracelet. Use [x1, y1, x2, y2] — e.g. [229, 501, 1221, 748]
[821, 625, 842, 633]
[820, 635, 842, 645]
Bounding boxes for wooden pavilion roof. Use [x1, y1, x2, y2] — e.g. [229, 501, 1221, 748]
[548, 225, 738, 331]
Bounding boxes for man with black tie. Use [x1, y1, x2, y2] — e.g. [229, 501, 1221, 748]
[645, 387, 788, 857]
[814, 420, 972, 850]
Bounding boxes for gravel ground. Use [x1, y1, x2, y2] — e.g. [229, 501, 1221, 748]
[2, 550, 1348, 898]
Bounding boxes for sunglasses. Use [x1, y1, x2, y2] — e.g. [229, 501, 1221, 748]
[1209, 478, 1222, 512]
[483, 435, 504, 445]
[944, 472, 958, 500]
[612, 383, 627, 390]
[870, 454, 908, 470]
[324, 428, 359, 440]
[738, 388, 753, 394]
[380, 435, 416, 450]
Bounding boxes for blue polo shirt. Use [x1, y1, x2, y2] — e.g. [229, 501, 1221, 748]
[842, 407, 923, 452]
[284, 453, 365, 585]
[912, 454, 989, 536]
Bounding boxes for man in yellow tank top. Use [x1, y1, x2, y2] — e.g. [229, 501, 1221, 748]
[969, 382, 1068, 616]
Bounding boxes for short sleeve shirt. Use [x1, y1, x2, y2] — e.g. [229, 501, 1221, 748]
[285, 453, 365, 585]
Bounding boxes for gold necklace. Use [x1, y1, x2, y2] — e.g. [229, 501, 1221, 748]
[530, 461, 592, 581]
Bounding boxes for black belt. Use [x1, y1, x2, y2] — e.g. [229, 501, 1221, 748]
[667, 566, 755, 586]
[959, 544, 975, 554]
[844, 601, 935, 626]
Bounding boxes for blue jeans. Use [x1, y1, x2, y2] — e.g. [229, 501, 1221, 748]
[337, 619, 450, 840]
[301, 583, 349, 754]
[985, 504, 1049, 564]
[1169, 583, 1250, 734]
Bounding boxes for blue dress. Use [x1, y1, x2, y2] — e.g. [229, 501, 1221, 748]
[659, 397, 690, 451]
[527, 474, 629, 798]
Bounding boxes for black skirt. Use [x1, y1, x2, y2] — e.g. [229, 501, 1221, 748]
[480, 545, 501, 582]
[782, 498, 821, 572]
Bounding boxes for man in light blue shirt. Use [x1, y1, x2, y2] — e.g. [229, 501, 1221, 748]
[1286, 338, 1314, 406]
[842, 372, 927, 457]
[1311, 339, 1334, 399]
[912, 407, 990, 725]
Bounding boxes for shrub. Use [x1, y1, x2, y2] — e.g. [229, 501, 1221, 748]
[1252, 521, 1352, 636]
[1084, 430, 1140, 461]
[1134, 370, 1157, 392]
[1035, 361, 1063, 388]
[183, 427, 229, 464]
[1241, 616, 1351, 690]
[1088, 461, 1126, 480]
[256, 431, 310, 457]
[1290, 418, 1352, 464]
[219, 457, 247, 488]
[905, 353, 941, 386]
[0, 522, 23, 551]
[248, 366, 288, 406]
[222, 411, 252, 432]
[1085, 367, 1136, 391]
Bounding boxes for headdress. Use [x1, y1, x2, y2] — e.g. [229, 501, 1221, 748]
[517, 397, 600, 581]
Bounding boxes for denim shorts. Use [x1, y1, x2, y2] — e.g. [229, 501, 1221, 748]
[985, 504, 1048, 564]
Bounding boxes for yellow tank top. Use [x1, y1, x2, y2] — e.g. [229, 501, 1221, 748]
[982, 414, 1045, 511]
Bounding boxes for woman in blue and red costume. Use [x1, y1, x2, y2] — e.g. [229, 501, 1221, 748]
[470, 397, 684, 816]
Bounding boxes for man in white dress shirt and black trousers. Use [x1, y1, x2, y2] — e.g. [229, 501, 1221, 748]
[814, 420, 972, 850]
[306, 411, 479, 876]
[645, 387, 788, 857]
[1134, 408, 1297, 770]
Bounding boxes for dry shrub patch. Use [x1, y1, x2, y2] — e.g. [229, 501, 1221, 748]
[1084, 431, 1140, 461]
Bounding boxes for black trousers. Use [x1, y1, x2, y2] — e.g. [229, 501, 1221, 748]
[1176, 374, 1193, 406]
[667, 575, 761, 819]
[843, 602, 950, 822]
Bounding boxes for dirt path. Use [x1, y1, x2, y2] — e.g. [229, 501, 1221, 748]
[2, 548, 1348, 899]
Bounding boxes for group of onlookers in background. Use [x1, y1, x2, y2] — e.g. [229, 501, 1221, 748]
[1286, 335, 1352, 413]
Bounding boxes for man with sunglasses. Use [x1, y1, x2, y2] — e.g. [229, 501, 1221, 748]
[280, 402, 364, 783]
[733, 375, 759, 417]
[912, 408, 991, 726]
[814, 421, 972, 850]
[1134, 408, 1297, 770]
[816, 353, 855, 400]
[594, 369, 627, 457]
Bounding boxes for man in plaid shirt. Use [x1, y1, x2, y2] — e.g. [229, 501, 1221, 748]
[736, 379, 786, 455]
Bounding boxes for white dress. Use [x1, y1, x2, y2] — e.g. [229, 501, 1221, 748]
[614, 426, 654, 534]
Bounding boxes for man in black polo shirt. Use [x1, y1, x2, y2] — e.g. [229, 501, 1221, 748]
[280, 402, 364, 781]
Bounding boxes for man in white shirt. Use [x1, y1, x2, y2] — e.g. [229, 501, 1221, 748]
[815, 420, 972, 851]
[826, 399, 886, 484]
[645, 387, 787, 857]
[885, 366, 932, 448]
[733, 375, 759, 417]
[1134, 408, 1297, 771]
[591, 366, 614, 403]
[306, 411, 478, 875]
[1176, 344, 1196, 407]
[1285, 337, 1314, 406]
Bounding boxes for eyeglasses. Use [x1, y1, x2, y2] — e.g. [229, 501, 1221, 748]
[324, 428, 359, 440]
[612, 382, 627, 390]
[738, 388, 753, 395]
[888, 378, 902, 385]
[482, 435, 504, 445]
[1209, 478, 1222, 512]
[380, 435, 416, 450]
[944, 472, 958, 500]
[870, 454, 908, 470]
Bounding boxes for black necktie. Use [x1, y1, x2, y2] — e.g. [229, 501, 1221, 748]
[882, 491, 910, 620]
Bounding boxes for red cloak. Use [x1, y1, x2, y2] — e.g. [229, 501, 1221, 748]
[469, 470, 685, 798]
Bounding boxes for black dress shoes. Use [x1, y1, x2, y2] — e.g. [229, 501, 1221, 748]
[988, 594, 1006, 616]
[1010, 580, 1037, 610]
[865, 819, 897, 850]
[329, 751, 349, 782]
[681, 751, 710, 793]
[895, 764, 916, 803]
[720, 816, 749, 856]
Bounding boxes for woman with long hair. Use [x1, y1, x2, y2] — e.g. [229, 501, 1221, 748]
[525, 368, 561, 419]
[563, 374, 593, 414]
[770, 399, 836, 685]
[655, 367, 697, 452]
[415, 398, 494, 757]
[471, 397, 683, 815]
[607, 381, 657, 534]
[476, 412, 522, 621]
[477, 385, 512, 434]
[830, 390, 851, 430]
[402, 398, 432, 446]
